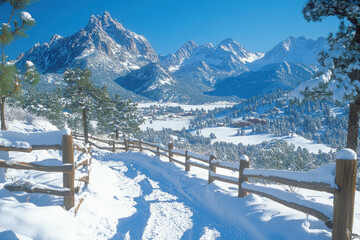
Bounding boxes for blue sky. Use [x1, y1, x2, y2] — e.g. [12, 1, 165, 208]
[1, 0, 339, 60]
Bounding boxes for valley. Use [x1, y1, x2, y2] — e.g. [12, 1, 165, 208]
[1, 1, 360, 239]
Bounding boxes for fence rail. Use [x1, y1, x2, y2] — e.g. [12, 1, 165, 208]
[0, 131, 92, 212]
[0, 160, 74, 173]
[241, 182, 332, 224]
[0, 144, 62, 152]
[243, 169, 336, 194]
[4, 182, 71, 197]
[74, 132, 357, 239]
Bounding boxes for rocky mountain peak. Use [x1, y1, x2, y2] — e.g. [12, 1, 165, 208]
[219, 38, 237, 46]
[101, 11, 125, 31]
[17, 11, 158, 81]
[248, 36, 328, 71]
[49, 34, 63, 44]
[183, 40, 199, 49]
[85, 11, 124, 33]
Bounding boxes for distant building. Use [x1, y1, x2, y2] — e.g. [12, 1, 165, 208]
[232, 121, 251, 127]
[248, 118, 267, 125]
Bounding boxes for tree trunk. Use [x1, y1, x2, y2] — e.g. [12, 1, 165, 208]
[115, 127, 119, 140]
[1, 97, 7, 131]
[82, 108, 88, 144]
[346, 101, 360, 152]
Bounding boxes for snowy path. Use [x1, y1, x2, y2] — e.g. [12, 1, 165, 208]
[2, 144, 356, 239]
[93, 151, 334, 240]
[96, 151, 249, 240]
[1, 121, 358, 239]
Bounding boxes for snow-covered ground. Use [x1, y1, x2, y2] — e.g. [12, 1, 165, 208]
[140, 116, 192, 131]
[1, 142, 359, 239]
[0, 119, 357, 240]
[191, 127, 334, 153]
[138, 102, 235, 112]
[139, 102, 334, 153]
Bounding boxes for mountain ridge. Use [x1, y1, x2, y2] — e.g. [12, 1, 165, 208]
[208, 61, 316, 98]
[248, 36, 327, 71]
[16, 11, 328, 102]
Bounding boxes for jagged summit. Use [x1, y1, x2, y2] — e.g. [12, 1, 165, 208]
[183, 40, 198, 48]
[86, 11, 125, 32]
[218, 37, 237, 45]
[248, 36, 328, 71]
[49, 34, 62, 44]
[160, 38, 264, 90]
[17, 11, 158, 74]
[16, 11, 158, 97]
[160, 40, 199, 72]
[103, 10, 112, 18]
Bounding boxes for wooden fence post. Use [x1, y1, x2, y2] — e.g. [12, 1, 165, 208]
[332, 149, 357, 240]
[125, 138, 129, 152]
[168, 142, 173, 162]
[139, 138, 143, 152]
[112, 141, 116, 153]
[156, 146, 160, 157]
[62, 133, 75, 210]
[185, 150, 190, 171]
[115, 128, 119, 140]
[208, 154, 216, 184]
[238, 154, 249, 197]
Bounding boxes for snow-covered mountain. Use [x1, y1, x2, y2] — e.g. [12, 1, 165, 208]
[116, 63, 176, 96]
[160, 38, 264, 91]
[16, 11, 328, 102]
[18, 11, 158, 74]
[209, 61, 316, 98]
[16, 11, 158, 97]
[159, 40, 199, 72]
[115, 63, 234, 103]
[248, 36, 328, 71]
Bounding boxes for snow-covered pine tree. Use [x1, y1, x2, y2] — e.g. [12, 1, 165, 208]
[291, 0, 360, 152]
[109, 95, 143, 139]
[0, 0, 39, 130]
[63, 68, 110, 143]
[22, 87, 66, 128]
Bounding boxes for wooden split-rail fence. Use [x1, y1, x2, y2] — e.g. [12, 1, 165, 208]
[74, 133, 357, 240]
[0, 131, 91, 212]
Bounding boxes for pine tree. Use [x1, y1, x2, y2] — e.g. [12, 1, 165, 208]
[209, 132, 216, 139]
[22, 87, 66, 128]
[291, 1, 360, 152]
[108, 95, 143, 139]
[0, 0, 39, 130]
[63, 68, 110, 143]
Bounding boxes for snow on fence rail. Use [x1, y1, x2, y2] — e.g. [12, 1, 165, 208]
[243, 165, 336, 194]
[73, 133, 358, 239]
[0, 130, 92, 211]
